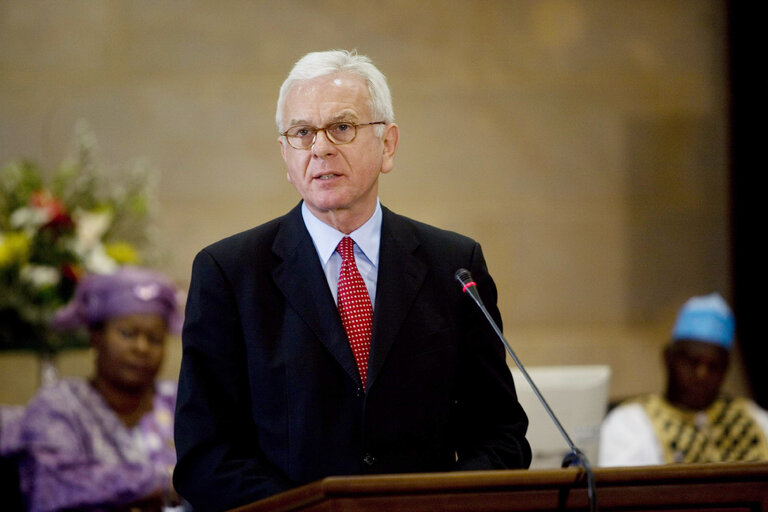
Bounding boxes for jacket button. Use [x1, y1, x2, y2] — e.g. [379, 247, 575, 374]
[363, 453, 376, 466]
[356, 387, 364, 397]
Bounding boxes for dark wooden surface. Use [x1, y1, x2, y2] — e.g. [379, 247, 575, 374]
[231, 462, 768, 512]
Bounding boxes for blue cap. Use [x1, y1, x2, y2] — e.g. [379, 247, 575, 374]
[672, 293, 735, 349]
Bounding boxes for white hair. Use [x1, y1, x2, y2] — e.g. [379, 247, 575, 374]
[275, 49, 395, 134]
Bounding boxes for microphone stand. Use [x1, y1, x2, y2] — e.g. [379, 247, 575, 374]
[455, 269, 598, 512]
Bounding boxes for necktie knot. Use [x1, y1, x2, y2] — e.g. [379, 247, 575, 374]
[337, 236, 355, 260]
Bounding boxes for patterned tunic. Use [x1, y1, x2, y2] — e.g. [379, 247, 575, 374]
[641, 394, 768, 463]
[599, 393, 768, 467]
[15, 378, 177, 512]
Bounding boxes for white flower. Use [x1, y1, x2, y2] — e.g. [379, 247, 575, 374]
[72, 208, 113, 254]
[83, 244, 118, 274]
[9, 206, 47, 231]
[20, 264, 60, 289]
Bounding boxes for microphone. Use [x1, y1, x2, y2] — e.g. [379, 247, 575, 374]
[455, 268, 598, 512]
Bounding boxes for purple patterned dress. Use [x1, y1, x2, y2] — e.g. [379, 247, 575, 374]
[16, 378, 177, 512]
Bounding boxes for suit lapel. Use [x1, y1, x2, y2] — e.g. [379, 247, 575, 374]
[271, 205, 361, 383]
[367, 207, 428, 389]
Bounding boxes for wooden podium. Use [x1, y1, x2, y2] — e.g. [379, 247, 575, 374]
[231, 462, 768, 511]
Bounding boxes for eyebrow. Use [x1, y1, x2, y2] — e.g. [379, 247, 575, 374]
[287, 111, 360, 127]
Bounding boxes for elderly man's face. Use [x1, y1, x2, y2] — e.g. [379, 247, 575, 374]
[279, 73, 398, 231]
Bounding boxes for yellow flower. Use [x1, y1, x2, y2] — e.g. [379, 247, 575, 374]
[0, 232, 30, 268]
[105, 241, 140, 264]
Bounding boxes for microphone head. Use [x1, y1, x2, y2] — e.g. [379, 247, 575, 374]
[455, 268, 473, 286]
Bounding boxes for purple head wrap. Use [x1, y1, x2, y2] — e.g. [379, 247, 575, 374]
[52, 266, 183, 334]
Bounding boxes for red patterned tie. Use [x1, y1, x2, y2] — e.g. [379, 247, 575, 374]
[336, 236, 373, 387]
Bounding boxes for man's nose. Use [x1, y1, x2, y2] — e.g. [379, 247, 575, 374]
[312, 129, 337, 156]
[695, 363, 710, 379]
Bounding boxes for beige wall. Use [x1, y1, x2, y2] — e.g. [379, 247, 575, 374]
[1, 0, 740, 405]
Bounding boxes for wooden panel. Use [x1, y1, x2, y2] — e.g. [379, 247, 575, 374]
[232, 463, 768, 512]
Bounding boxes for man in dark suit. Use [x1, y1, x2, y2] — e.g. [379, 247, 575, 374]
[173, 49, 531, 511]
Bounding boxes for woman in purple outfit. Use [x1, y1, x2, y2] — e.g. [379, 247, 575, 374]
[16, 267, 183, 512]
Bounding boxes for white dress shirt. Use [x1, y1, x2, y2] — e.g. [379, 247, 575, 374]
[301, 200, 381, 307]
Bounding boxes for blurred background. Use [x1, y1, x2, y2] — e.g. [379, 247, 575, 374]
[0, 1, 761, 411]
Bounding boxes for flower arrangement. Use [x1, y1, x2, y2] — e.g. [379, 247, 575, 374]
[0, 126, 157, 354]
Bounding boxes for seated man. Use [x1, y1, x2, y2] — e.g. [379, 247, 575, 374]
[599, 293, 768, 466]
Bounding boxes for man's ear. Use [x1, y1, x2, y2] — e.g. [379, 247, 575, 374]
[279, 136, 288, 162]
[278, 137, 294, 184]
[380, 123, 400, 175]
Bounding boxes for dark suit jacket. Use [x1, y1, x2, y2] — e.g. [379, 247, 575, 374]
[173, 203, 531, 511]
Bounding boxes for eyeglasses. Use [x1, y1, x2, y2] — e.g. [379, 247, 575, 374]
[280, 121, 386, 150]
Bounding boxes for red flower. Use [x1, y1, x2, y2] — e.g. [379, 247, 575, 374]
[30, 190, 73, 231]
[60, 262, 83, 283]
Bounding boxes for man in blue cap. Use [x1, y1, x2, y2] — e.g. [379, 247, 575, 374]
[599, 293, 768, 466]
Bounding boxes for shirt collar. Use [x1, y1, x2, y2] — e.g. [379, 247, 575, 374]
[301, 200, 382, 266]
